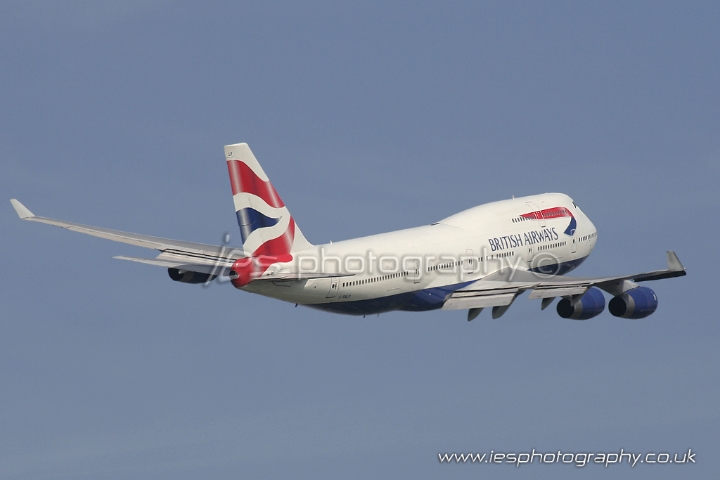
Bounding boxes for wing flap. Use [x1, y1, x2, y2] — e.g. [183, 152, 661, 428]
[527, 285, 589, 299]
[443, 280, 528, 310]
[443, 293, 517, 310]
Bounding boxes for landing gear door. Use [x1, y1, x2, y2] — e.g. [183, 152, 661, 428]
[465, 249, 475, 276]
[403, 258, 422, 286]
[326, 277, 339, 298]
[527, 245, 534, 268]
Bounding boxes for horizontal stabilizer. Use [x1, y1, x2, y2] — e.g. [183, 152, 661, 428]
[114, 256, 233, 276]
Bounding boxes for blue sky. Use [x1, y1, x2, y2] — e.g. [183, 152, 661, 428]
[1, 1, 718, 478]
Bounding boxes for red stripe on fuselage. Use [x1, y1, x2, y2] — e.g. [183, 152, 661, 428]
[227, 160, 285, 208]
[521, 206, 573, 220]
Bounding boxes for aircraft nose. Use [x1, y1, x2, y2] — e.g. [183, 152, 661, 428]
[587, 216, 597, 235]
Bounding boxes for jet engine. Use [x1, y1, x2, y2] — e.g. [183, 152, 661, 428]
[168, 268, 217, 284]
[608, 286, 658, 319]
[556, 287, 606, 320]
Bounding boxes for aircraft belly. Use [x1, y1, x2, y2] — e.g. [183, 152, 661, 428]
[307, 281, 474, 316]
[243, 278, 328, 303]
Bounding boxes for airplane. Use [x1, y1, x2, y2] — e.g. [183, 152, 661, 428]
[10, 142, 686, 321]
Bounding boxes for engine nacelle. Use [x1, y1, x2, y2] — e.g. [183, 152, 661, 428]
[557, 287, 606, 320]
[168, 268, 217, 284]
[609, 286, 658, 319]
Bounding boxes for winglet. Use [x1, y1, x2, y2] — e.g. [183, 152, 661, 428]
[666, 251, 684, 272]
[10, 199, 34, 219]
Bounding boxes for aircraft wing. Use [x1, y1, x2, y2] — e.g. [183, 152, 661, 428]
[10, 199, 246, 267]
[442, 251, 686, 312]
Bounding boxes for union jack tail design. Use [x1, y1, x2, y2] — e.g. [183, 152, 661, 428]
[225, 143, 313, 259]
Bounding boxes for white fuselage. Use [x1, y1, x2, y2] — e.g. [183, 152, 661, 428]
[244, 193, 597, 315]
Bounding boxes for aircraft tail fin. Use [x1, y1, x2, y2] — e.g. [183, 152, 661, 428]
[224, 143, 313, 257]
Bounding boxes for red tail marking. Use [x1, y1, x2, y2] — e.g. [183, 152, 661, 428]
[252, 217, 296, 257]
[230, 218, 297, 288]
[227, 160, 285, 208]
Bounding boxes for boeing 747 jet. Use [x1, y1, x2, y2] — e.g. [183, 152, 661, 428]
[11, 143, 686, 321]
